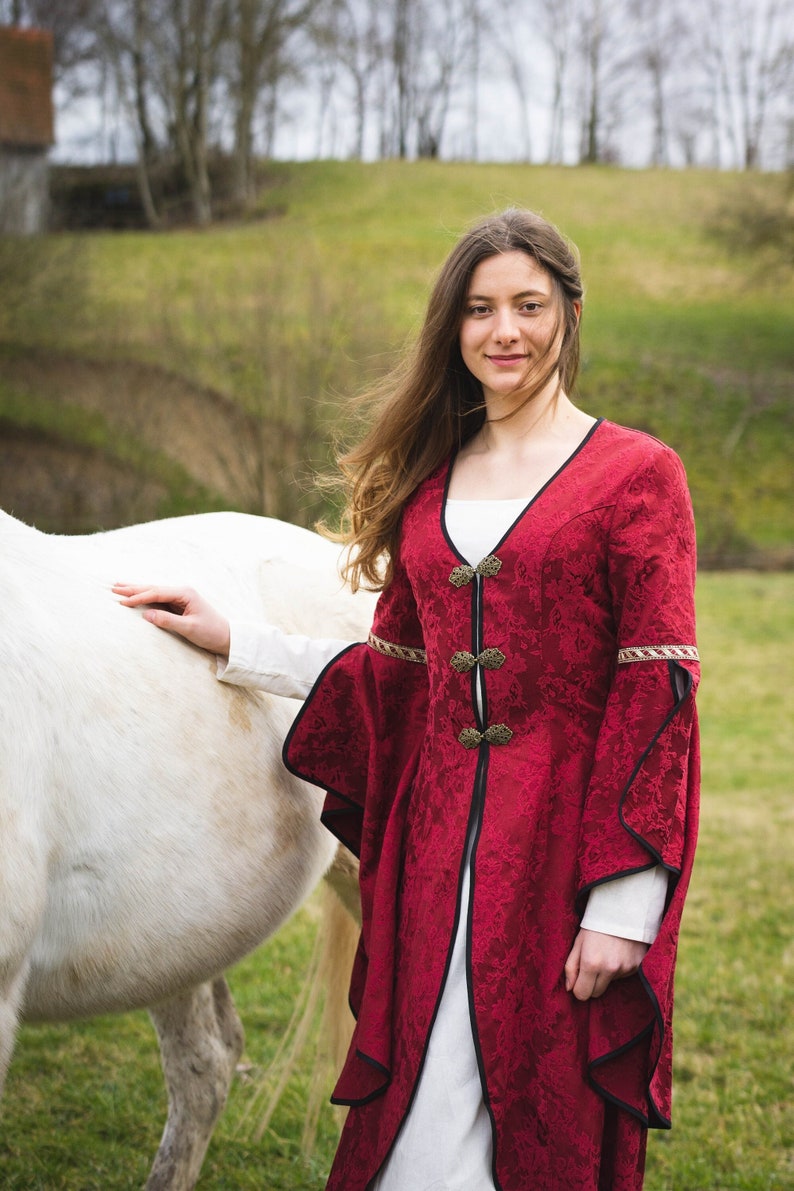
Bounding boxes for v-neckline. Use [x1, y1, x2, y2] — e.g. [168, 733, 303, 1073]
[439, 417, 604, 565]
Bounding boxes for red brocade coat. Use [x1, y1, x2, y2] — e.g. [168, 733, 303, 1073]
[283, 420, 701, 1191]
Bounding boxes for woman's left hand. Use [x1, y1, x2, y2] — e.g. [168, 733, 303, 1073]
[564, 928, 648, 1001]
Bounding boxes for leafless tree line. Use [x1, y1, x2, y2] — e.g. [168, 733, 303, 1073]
[5, 0, 794, 224]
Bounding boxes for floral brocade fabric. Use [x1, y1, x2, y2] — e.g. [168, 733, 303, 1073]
[283, 420, 700, 1191]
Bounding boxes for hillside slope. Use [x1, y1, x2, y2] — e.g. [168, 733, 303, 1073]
[1, 161, 791, 562]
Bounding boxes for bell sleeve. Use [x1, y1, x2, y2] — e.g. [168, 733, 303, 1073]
[282, 545, 429, 859]
[282, 545, 429, 1104]
[575, 443, 700, 1129]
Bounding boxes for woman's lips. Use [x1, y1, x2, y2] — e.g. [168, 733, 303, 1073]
[487, 355, 526, 366]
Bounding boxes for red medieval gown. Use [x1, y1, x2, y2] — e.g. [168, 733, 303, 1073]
[283, 419, 701, 1191]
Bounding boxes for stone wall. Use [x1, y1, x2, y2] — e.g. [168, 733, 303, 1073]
[0, 146, 49, 234]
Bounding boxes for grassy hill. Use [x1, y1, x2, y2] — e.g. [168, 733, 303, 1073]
[1, 161, 791, 561]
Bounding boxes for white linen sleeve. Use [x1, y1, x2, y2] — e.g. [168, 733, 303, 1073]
[216, 621, 355, 700]
[580, 866, 669, 945]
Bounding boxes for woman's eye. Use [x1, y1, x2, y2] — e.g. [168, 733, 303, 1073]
[521, 302, 542, 313]
[467, 305, 490, 316]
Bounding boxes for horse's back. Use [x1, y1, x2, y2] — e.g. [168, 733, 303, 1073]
[0, 511, 372, 1023]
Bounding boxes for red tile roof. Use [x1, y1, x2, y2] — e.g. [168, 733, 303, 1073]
[0, 25, 54, 148]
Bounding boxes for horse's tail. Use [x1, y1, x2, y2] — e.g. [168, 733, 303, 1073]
[242, 844, 359, 1151]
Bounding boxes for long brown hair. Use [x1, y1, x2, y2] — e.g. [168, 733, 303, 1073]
[334, 208, 584, 591]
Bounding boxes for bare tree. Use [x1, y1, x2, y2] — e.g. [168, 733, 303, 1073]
[413, 0, 472, 157]
[95, 0, 229, 225]
[383, 0, 476, 159]
[228, 0, 316, 202]
[310, 0, 385, 158]
[183, 1, 226, 222]
[626, 0, 690, 167]
[575, 0, 631, 164]
[391, 0, 412, 156]
[484, 0, 535, 161]
[530, 0, 579, 164]
[20, 0, 794, 188]
[698, 0, 794, 169]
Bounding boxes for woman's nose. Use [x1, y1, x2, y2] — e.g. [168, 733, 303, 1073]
[493, 311, 519, 344]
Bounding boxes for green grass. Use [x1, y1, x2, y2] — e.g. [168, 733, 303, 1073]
[646, 573, 794, 1190]
[1, 573, 791, 1189]
[1, 162, 792, 554]
[1, 908, 337, 1190]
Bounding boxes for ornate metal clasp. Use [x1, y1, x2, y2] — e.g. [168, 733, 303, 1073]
[448, 554, 503, 588]
[450, 648, 506, 673]
[458, 723, 513, 749]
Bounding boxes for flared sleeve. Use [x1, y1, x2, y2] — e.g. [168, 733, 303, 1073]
[575, 444, 700, 1128]
[282, 546, 429, 1104]
[283, 545, 428, 858]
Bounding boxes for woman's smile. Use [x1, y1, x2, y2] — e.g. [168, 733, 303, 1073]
[459, 250, 564, 407]
[487, 353, 527, 365]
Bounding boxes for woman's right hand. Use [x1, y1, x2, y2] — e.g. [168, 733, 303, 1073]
[112, 583, 231, 658]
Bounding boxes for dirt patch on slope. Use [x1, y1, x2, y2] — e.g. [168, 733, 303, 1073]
[0, 420, 168, 532]
[0, 349, 320, 532]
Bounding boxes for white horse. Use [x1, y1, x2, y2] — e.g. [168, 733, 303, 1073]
[0, 508, 374, 1189]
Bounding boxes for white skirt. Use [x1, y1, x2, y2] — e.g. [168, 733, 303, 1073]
[370, 860, 496, 1191]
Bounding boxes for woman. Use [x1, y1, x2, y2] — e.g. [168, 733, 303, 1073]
[115, 208, 700, 1191]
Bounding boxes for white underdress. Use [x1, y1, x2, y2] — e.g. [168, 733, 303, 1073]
[218, 497, 668, 1191]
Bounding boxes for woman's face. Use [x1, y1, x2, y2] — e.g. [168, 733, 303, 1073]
[459, 251, 571, 407]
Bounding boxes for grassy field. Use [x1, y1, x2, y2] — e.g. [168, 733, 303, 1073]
[1, 571, 791, 1190]
[1, 161, 792, 557]
[0, 162, 791, 1186]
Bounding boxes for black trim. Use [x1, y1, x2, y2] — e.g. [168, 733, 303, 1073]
[365, 747, 492, 1183]
[439, 455, 461, 560]
[439, 416, 605, 566]
[583, 657, 696, 1128]
[331, 1049, 392, 1109]
[575, 859, 679, 918]
[639, 967, 673, 1129]
[318, 803, 362, 859]
[465, 746, 504, 1190]
[588, 986, 671, 1129]
[281, 641, 363, 781]
[281, 642, 367, 857]
[617, 662, 694, 851]
[588, 1021, 656, 1126]
[470, 578, 483, 728]
[473, 573, 488, 730]
[667, 658, 679, 702]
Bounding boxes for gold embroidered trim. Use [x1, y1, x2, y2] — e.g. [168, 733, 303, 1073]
[617, 644, 700, 664]
[368, 632, 427, 665]
[449, 554, 503, 588]
[458, 723, 513, 749]
[450, 648, 507, 673]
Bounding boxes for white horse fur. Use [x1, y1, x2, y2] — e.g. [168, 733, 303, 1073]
[0, 509, 374, 1189]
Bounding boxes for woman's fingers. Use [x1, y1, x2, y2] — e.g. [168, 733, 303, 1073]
[112, 583, 230, 656]
[563, 930, 583, 993]
[112, 583, 192, 611]
[564, 928, 648, 1002]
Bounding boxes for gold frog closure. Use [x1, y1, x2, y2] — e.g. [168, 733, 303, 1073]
[458, 723, 514, 749]
[450, 648, 506, 673]
[448, 555, 503, 588]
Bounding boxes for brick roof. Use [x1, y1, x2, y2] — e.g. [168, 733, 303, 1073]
[0, 26, 54, 148]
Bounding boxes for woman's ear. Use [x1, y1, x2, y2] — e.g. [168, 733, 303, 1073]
[573, 300, 582, 326]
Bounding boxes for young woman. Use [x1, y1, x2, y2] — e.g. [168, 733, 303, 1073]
[115, 208, 700, 1191]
